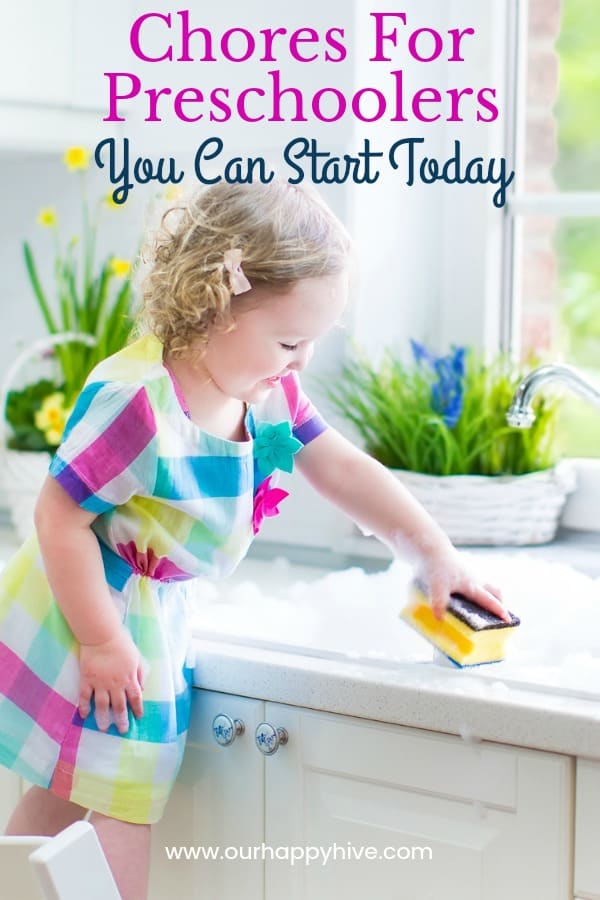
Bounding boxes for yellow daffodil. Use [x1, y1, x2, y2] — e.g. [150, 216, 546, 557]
[109, 258, 131, 278]
[37, 208, 58, 228]
[104, 193, 122, 209]
[63, 146, 90, 171]
[164, 184, 183, 202]
[16, 150, 138, 458]
[34, 393, 70, 447]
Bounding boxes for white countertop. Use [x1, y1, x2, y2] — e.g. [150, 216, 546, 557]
[192, 635, 600, 759]
[0, 515, 599, 760]
[191, 535, 600, 760]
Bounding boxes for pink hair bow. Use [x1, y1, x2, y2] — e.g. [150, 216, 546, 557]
[223, 248, 252, 295]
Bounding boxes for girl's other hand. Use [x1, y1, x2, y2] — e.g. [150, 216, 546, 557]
[417, 548, 510, 623]
[78, 628, 145, 734]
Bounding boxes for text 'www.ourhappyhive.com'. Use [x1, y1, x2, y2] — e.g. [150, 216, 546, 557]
[164, 843, 433, 865]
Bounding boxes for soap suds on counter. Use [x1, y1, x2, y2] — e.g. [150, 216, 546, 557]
[190, 553, 600, 698]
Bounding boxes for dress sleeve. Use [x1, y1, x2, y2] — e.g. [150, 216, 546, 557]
[48, 380, 157, 514]
[280, 371, 328, 446]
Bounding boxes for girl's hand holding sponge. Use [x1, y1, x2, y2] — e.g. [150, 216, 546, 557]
[403, 549, 520, 668]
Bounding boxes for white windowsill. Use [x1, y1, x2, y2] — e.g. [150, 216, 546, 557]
[560, 458, 600, 532]
[250, 526, 600, 580]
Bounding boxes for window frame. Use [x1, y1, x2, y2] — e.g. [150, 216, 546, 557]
[502, 0, 600, 357]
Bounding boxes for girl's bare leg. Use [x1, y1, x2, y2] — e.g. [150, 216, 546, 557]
[5, 784, 87, 835]
[89, 810, 151, 900]
[5, 787, 151, 898]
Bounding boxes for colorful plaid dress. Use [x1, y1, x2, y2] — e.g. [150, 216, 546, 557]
[0, 333, 327, 824]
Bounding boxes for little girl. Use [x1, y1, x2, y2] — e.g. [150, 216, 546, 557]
[0, 180, 506, 898]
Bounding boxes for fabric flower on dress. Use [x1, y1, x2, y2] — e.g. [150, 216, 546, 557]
[115, 542, 189, 582]
[253, 421, 303, 478]
[252, 477, 290, 535]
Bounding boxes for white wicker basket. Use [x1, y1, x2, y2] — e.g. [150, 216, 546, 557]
[392, 462, 577, 546]
[2, 448, 51, 541]
[1, 333, 97, 541]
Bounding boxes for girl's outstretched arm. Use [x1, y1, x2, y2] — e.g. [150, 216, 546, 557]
[34, 476, 144, 733]
[296, 428, 508, 621]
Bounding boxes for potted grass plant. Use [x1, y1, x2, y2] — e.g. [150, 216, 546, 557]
[326, 341, 576, 545]
[1, 146, 137, 538]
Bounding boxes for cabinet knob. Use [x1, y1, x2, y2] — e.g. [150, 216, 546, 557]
[255, 722, 289, 755]
[212, 714, 245, 746]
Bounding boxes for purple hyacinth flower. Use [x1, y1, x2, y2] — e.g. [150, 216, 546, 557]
[411, 340, 466, 428]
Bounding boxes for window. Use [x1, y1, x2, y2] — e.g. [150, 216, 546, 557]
[507, 0, 600, 457]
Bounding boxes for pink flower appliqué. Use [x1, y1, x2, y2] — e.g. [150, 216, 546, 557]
[252, 477, 290, 535]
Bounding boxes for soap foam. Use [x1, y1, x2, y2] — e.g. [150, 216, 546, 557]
[189, 553, 600, 696]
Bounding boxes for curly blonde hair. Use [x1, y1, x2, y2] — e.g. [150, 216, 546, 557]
[139, 180, 353, 358]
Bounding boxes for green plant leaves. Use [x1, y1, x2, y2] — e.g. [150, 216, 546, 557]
[24, 241, 136, 405]
[324, 347, 562, 476]
[5, 378, 61, 453]
[15, 184, 138, 451]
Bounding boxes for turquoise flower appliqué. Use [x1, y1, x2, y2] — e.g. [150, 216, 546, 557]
[253, 421, 303, 478]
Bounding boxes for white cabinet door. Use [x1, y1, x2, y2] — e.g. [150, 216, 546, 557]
[264, 704, 573, 900]
[574, 758, 600, 900]
[0, 0, 133, 109]
[70, 1, 135, 111]
[0, 2, 73, 106]
[0, 1, 132, 151]
[0, 769, 22, 832]
[150, 689, 265, 900]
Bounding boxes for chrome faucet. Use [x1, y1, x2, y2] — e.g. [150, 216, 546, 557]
[507, 364, 600, 428]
